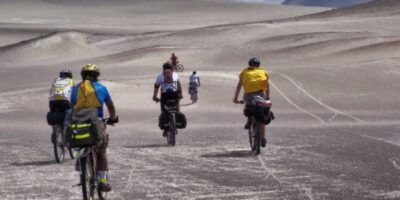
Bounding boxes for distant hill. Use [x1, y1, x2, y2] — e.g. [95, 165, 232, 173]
[282, 0, 373, 8]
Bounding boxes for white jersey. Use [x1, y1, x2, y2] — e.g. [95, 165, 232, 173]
[155, 72, 179, 93]
[189, 74, 200, 87]
[48, 78, 74, 101]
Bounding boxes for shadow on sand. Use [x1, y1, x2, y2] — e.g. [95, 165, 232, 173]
[200, 150, 254, 158]
[123, 143, 170, 149]
[180, 102, 194, 107]
[11, 160, 58, 166]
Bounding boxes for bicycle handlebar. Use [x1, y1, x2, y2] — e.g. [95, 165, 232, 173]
[234, 100, 244, 104]
[103, 116, 119, 126]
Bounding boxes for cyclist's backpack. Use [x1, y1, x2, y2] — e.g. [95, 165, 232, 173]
[66, 121, 98, 147]
[49, 78, 73, 101]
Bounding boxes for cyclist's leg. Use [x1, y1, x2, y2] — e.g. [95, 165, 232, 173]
[62, 108, 72, 144]
[96, 120, 111, 191]
[243, 94, 252, 129]
[96, 121, 108, 171]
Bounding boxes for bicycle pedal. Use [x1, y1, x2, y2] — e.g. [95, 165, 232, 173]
[72, 183, 82, 187]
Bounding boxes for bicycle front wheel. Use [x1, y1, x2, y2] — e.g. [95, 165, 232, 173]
[81, 157, 95, 200]
[167, 114, 176, 146]
[68, 147, 77, 159]
[53, 125, 65, 163]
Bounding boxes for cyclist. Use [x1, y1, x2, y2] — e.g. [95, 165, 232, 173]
[48, 69, 74, 138]
[153, 62, 183, 136]
[233, 58, 270, 148]
[170, 53, 178, 67]
[70, 64, 118, 192]
[188, 71, 200, 103]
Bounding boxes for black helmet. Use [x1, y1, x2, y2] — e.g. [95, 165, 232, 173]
[248, 58, 260, 67]
[163, 62, 173, 70]
[192, 71, 196, 75]
[81, 64, 100, 80]
[59, 69, 73, 78]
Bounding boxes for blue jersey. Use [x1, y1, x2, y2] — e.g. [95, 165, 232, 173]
[71, 81, 112, 118]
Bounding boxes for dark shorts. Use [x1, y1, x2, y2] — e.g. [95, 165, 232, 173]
[243, 91, 265, 105]
[49, 100, 70, 112]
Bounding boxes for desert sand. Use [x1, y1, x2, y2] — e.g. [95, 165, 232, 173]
[0, 0, 399, 199]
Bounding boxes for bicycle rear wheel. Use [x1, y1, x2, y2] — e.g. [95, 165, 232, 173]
[81, 157, 95, 200]
[176, 64, 184, 72]
[249, 118, 261, 155]
[53, 125, 65, 163]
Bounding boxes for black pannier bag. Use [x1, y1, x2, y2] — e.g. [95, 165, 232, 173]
[66, 121, 98, 148]
[244, 105, 274, 125]
[46, 111, 65, 125]
[158, 111, 169, 130]
[175, 112, 187, 129]
[158, 111, 187, 129]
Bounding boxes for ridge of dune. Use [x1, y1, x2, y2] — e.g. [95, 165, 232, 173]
[0, 31, 106, 63]
[282, 0, 373, 8]
[277, 0, 400, 21]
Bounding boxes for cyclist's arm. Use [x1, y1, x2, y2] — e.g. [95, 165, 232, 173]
[198, 77, 201, 87]
[105, 100, 116, 120]
[153, 84, 160, 101]
[265, 72, 270, 100]
[177, 81, 183, 99]
[233, 79, 242, 103]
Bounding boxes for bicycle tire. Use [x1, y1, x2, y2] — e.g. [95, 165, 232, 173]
[176, 64, 184, 72]
[81, 157, 95, 200]
[248, 118, 256, 151]
[53, 125, 65, 163]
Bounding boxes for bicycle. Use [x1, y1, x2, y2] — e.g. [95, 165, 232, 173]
[172, 62, 184, 72]
[50, 111, 76, 163]
[188, 86, 198, 104]
[72, 118, 118, 200]
[235, 97, 272, 155]
[163, 99, 179, 146]
[155, 98, 179, 146]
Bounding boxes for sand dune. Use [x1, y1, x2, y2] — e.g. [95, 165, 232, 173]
[280, 0, 400, 21]
[0, 31, 106, 63]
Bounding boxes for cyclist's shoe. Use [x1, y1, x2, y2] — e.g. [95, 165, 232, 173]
[244, 119, 251, 129]
[99, 182, 112, 192]
[163, 130, 168, 137]
[261, 138, 267, 148]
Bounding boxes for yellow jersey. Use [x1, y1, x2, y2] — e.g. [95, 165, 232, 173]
[239, 67, 269, 93]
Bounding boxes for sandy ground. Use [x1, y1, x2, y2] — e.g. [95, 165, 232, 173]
[0, 0, 400, 199]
